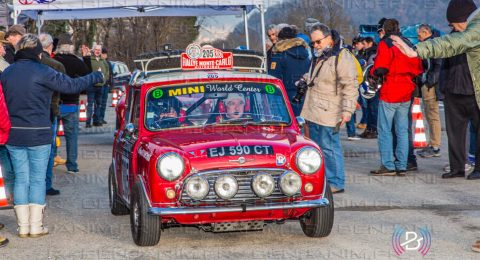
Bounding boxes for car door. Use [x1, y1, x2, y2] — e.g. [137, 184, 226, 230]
[115, 88, 141, 204]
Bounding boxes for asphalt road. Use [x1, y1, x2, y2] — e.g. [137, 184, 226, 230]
[1, 98, 479, 260]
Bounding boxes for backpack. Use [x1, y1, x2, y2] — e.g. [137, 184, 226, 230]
[335, 48, 364, 86]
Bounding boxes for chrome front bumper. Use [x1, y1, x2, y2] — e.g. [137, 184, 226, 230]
[148, 198, 329, 216]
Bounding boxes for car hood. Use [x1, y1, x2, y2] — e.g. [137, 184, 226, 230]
[146, 127, 308, 171]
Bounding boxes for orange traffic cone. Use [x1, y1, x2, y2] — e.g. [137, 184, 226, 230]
[118, 90, 123, 97]
[412, 98, 427, 149]
[0, 165, 8, 208]
[79, 100, 87, 122]
[111, 90, 118, 107]
[57, 119, 65, 136]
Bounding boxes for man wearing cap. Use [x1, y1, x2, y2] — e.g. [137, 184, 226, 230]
[0, 32, 10, 71]
[5, 25, 26, 64]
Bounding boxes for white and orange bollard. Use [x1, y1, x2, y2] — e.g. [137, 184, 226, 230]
[79, 100, 87, 122]
[0, 165, 8, 208]
[412, 98, 428, 149]
[111, 90, 118, 107]
[57, 119, 65, 137]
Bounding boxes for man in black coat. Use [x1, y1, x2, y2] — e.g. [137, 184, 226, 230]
[54, 33, 91, 175]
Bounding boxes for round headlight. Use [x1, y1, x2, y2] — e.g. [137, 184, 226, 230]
[296, 147, 321, 174]
[157, 153, 185, 181]
[214, 175, 238, 200]
[185, 176, 209, 200]
[252, 173, 275, 198]
[279, 171, 302, 196]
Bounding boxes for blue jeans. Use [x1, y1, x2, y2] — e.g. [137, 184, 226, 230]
[60, 105, 79, 171]
[6, 144, 51, 205]
[46, 117, 58, 190]
[0, 145, 14, 198]
[366, 93, 379, 131]
[346, 112, 357, 137]
[392, 97, 416, 164]
[358, 95, 367, 124]
[86, 86, 103, 125]
[98, 85, 109, 122]
[308, 122, 345, 190]
[378, 101, 411, 171]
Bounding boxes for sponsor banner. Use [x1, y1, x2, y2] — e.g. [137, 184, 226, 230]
[181, 43, 233, 70]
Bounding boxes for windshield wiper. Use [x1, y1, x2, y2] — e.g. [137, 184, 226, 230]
[218, 118, 253, 125]
[242, 120, 289, 126]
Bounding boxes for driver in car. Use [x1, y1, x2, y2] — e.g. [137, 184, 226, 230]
[224, 93, 246, 120]
[148, 97, 181, 129]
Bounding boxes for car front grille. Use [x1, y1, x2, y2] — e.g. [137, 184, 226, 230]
[180, 169, 293, 205]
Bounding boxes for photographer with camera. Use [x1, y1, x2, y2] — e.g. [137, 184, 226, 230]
[300, 23, 359, 194]
[369, 19, 423, 176]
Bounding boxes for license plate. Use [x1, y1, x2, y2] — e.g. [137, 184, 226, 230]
[207, 145, 273, 158]
[212, 221, 264, 232]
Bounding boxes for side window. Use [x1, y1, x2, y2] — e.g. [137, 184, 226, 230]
[130, 90, 141, 128]
[113, 64, 120, 75]
[122, 64, 128, 74]
[123, 88, 132, 126]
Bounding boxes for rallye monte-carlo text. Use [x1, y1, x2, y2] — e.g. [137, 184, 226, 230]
[109, 48, 333, 246]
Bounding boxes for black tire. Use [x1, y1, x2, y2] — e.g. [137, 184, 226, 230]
[108, 164, 129, 215]
[300, 184, 334, 237]
[130, 182, 161, 246]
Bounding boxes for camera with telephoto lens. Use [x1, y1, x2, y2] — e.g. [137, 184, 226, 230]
[292, 78, 310, 104]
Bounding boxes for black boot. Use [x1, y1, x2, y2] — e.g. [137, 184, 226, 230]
[442, 171, 465, 179]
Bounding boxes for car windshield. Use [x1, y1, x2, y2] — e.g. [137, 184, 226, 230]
[145, 82, 291, 131]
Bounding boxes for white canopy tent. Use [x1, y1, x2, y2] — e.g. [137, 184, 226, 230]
[11, 0, 267, 56]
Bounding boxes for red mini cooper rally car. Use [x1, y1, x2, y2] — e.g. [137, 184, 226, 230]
[109, 47, 333, 246]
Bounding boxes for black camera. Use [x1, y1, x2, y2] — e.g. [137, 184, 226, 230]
[292, 78, 309, 104]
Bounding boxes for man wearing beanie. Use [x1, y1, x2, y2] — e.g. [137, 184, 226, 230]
[268, 26, 311, 117]
[391, 0, 480, 251]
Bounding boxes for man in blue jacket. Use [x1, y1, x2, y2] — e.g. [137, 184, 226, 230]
[1, 34, 103, 238]
[268, 26, 311, 116]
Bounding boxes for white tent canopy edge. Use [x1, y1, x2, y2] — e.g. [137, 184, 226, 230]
[12, 0, 268, 70]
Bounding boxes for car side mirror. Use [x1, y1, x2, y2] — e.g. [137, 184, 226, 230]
[125, 123, 136, 134]
[296, 116, 306, 128]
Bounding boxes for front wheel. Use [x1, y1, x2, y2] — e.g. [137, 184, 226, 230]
[299, 184, 334, 237]
[130, 181, 161, 246]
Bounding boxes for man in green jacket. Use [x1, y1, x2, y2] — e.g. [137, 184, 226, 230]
[392, 0, 480, 253]
[82, 44, 110, 127]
